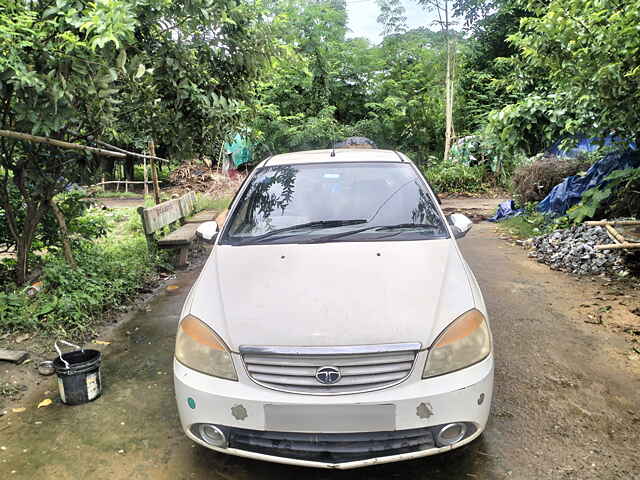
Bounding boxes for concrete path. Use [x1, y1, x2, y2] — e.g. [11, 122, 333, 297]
[1, 222, 639, 479]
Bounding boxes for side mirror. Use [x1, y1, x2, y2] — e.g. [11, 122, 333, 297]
[448, 213, 473, 239]
[196, 221, 218, 244]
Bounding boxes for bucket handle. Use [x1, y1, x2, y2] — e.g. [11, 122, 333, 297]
[55, 340, 83, 370]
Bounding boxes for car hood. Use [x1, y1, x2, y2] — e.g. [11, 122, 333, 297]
[187, 240, 475, 352]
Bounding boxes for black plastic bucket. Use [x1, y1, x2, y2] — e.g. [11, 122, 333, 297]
[53, 349, 102, 405]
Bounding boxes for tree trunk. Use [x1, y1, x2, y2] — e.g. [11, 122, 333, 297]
[443, 0, 454, 162]
[124, 158, 135, 181]
[100, 158, 115, 179]
[48, 198, 77, 269]
[13, 203, 46, 286]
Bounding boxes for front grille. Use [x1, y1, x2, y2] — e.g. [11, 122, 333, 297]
[240, 344, 420, 394]
[227, 427, 435, 463]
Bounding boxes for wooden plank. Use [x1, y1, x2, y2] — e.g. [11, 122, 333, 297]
[141, 199, 182, 233]
[178, 191, 197, 218]
[184, 209, 217, 224]
[157, 223, 200, 246]
[0, 349, 29, 364]
[176, 247, 189, 267]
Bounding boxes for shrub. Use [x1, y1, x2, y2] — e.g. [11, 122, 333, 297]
[511, 154, 593, 204]
[1, 188, 104, 254]
[0, 223, 165, 337]
[568, 165, 640, 223]
[422, 162, 489, 193]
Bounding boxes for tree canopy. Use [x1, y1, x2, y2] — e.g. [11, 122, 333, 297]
[0, 0, 271, 284]
[2, 0, 639, 283]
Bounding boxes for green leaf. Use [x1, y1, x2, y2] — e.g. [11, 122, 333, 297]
[116, 49, 127, 72]
[134, 63, 145, 79]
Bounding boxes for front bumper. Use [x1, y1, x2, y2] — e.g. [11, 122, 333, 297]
[173, 352, 494, 469]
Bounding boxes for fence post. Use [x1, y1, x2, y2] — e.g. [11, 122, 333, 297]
[148, 139, 161, 205]
[143, 156, 149, 196]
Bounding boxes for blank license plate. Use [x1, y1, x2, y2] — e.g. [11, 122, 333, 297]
[264, 404, 396, 433]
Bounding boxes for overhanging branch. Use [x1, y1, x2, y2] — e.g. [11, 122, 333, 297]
[0, 129, 127, 158]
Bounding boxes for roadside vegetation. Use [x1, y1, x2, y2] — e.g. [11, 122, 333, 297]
[0, 191, 229, 337]
[0, 199, 164, 336]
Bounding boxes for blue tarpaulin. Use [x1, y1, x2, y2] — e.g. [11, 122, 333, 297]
[488, 136, 639, 221]
[488, 200, 523, 222]
[537, 141, 639, 216]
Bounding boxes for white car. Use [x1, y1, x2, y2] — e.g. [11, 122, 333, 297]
[173, 149, 494, 469]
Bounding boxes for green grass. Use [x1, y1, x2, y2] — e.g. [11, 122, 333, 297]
[499, 206, 571, 239]
[195, 193, 231, 213]
[499, 216, 543, 239]
[0, 208, 166, 338]
[93, 191, 143, 199]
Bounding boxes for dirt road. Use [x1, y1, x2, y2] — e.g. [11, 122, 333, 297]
[1, 218, 639, 479]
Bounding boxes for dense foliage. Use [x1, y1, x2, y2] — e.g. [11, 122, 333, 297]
[0, 0, 270, 284]
[0, 209, 163, 335]
[250, 0, 458, 163]
[250, 0, 640, 213]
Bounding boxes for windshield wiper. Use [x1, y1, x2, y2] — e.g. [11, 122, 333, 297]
[375, 222, 439, 231]
[309, 222, 440, 243]
[242, 219, 368, 243]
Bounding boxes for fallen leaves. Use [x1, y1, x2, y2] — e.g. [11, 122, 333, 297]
[11, 407, 25, 413]
[37, 398, 53, 409]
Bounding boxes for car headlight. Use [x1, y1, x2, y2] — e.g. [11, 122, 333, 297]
[423, 309, 491, 378]
[175, 314, 237, 380]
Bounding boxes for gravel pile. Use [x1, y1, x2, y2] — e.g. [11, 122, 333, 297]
[530, 225, 631, 276]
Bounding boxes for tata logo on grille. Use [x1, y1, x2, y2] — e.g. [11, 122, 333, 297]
[315, 366, 341, 385]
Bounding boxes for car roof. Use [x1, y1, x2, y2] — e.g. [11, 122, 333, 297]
[258, 149, 409, 167]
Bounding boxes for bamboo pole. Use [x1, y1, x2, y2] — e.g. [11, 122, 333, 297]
[87, 136, 170, 164]
[585, 220, 640, 226]
[605, 224, 626, 244]
[148, 139, 161, 205]
[595, 243, 640, 250]
[86, 180, 159, 187]
[0, 129, 126, 158]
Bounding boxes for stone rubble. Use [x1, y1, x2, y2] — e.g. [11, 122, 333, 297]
[529, 225, 631, 276]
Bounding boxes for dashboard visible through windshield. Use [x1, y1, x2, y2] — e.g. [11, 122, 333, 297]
[220, 162, 448, 245]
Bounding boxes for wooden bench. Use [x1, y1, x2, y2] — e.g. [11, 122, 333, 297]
[137, 192, 217, 267]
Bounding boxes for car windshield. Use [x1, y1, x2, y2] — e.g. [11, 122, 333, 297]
[220, 162, 448, 245]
